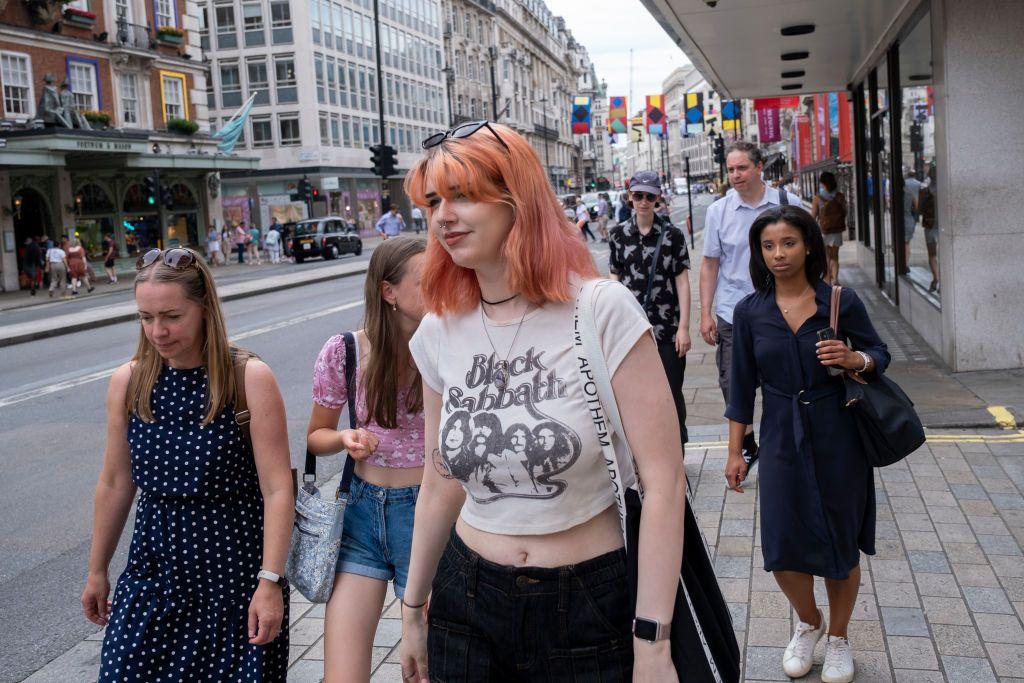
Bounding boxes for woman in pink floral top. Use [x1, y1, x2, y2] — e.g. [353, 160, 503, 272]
[306, 236, 426, 680]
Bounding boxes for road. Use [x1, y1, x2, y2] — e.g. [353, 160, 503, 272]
[0, 195, 712, 681]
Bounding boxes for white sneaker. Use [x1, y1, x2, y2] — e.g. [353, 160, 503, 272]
[821, 635, 855, 683]
[782, 608, 824, 678]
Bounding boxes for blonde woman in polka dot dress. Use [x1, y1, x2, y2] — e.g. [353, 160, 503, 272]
[81, 248, 294, 681]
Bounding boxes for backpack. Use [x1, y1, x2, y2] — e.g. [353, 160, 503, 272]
[918, 186, 936, 229]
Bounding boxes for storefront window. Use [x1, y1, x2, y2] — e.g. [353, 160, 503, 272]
[873, 56, 898, 302]
[899, 10, 939, 305]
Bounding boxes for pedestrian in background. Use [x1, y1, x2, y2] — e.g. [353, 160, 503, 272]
[400, 121, 684, 682]
[82, 247, 293, 680]
[617, 180, 634, 224]
[700, 141, 801, 466]
[595, 193, 610, 242]
[411, 205, 424, 234]
[221, 225, 232, 260]
[103, 236, 119, 283]
[609, 170, 692, 449]
[66, 238, 93, 295]
[902, 166, 922, 277]
[811, 171, 847, 285]
[575, 198, 597, 241]
[265, 222, 282, 264]
[376, 205, 406, 240]
[918, 165, 940, 292]
[233, 222, 248, 264]
[248, 223, 263, 265]
[21, 236, 41, 296]
[207, 225, 223, 266]
[307, 237, 427, 680]
[724, 206, 889, 683]
[45, 238, 69, 298]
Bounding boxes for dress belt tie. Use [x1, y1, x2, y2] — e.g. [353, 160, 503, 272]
[762, 382, 843, 462]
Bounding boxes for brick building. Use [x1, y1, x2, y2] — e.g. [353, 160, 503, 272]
[0, 0, 256, 291]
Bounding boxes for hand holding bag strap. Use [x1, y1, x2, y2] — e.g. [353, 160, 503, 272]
[302, 332, 359, 493]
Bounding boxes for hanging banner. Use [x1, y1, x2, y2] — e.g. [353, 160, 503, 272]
[813, 93, 827, 161]
[753, 96, 801, 111]
[758, 107, 781, 143]
[572, 96, 592, 134]
[795, 114, 812, 169]
[608, 96, 628, 134]
[722, 99, 741, 131]
[684, 92, 704, 136]
[838, 92, 853, 161]
[629, 116, 644, 143]
[646, 95, 665, 136]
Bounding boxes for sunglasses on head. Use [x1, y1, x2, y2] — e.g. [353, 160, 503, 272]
[631, 192, 659, 203]
[136, 248, 198, 271]
[422, 120, 510, 152]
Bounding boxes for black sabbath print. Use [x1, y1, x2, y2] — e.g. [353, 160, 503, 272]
[437, 346, 582, 503]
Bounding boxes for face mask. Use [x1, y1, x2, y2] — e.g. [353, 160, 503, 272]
[819, 185, 835, 200]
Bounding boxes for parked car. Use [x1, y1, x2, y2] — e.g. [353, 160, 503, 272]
[290, 216, 362, 263]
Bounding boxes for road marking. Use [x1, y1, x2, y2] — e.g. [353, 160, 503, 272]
[0, 300, 364, 409]
[987, 406, 1018, 429]
[685, 430, 1024, 450]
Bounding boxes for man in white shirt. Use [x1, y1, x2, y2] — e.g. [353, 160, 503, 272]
[411, 205, 424, 234]
[46, 239, 69, 298]
[699, 141, 801, 461]
[575, 200, 596, 242]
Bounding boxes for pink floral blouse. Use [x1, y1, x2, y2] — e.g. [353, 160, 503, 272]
[312, 334, 425, 468]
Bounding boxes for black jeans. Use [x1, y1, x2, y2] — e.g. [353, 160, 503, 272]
[427, 530, 633, 682]
[657, 341, 689, 445]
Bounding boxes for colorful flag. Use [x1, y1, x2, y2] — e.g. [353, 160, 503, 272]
[684, 92, 704, 136]
[722, 100, 741, 131]
[571, 96, 591, 134]
[608, 96, 628, 134]
[213, 92, 257, 154]
[758, 107, 781, 143]
[646, 95, 665, 136]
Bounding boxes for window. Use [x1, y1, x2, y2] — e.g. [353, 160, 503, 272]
[246, 59, 269, 105]
[278, 114, 300, 145]
[1, 52, 33, 116]
[326, 56, 336, 105]
[319, 112, 330, 145]
[68, 59, 99, 111]
[314, 54, 325, 103]
[215, 5, 237, 48]
[156, 0, 175, 27]
[310, 0, 320, 43]
[242, 2, 265, 46]
[270, 0, 292, 43]
[219, 62, 242, 107]
[251, 115, 273, 147]
[160, 71, 188, 121]
[118, 72, 138, 125]
[274, 55, 297, 103]
[338, 61, 348, 107]
[330, 113, 340, 146]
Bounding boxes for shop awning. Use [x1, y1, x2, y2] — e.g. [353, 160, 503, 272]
[639, 0, 919, 98]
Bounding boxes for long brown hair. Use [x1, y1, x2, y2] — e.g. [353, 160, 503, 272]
[126, 250, 238, 425]
[362, 236, 426, 428]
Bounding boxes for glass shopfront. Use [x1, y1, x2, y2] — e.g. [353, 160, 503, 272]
[854, 4, 939, 308]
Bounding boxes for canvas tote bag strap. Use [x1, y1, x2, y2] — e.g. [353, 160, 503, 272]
[300, 332, 358, 492]
[830, 285, 843, 335]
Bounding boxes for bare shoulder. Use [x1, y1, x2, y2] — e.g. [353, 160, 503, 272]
[109, 362, 134, 392]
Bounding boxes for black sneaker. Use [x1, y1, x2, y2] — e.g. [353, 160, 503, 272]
[742, 437, 759, 470]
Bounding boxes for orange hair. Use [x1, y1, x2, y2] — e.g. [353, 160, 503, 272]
[404, 123, 598, 315]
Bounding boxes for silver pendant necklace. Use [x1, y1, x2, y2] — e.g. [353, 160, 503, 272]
[480, 303, 530, 390]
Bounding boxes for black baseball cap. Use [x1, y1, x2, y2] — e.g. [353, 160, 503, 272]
[628, 171, 661, 195]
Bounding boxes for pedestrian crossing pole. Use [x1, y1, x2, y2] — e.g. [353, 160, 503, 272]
[372, 0, 390, 212]
[684, 155, 694, 248]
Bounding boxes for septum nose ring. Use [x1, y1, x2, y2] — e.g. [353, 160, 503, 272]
[440, 221, 449, 230]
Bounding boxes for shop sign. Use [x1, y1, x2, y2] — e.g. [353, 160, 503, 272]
[73, 139, 145, 153]
[322, 176, 340, 190]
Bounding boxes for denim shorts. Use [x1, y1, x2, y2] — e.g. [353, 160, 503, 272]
[427, 528, 633, 682]
[334, 474, 419, 599]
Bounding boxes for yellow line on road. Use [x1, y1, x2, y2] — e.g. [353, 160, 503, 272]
[686, 430, 1024, 450]
[987, 406, 1018, 429]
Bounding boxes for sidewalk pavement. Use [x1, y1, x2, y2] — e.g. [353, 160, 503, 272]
[0, 238, 385, 348]
[23, 234, 1024, 681]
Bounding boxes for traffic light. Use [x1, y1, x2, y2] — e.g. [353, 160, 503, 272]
[160, 184, 174, 210]
[713, 136, 726, 165]
[143, 175, 157, 206]
[311, 187, 321, 201]
[370, 144, 398, 178]
[296, 177, 310, 201]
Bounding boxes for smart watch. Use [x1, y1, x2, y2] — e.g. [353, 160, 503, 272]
[257, 569, 286, 586]
[632, 617, 671, 642]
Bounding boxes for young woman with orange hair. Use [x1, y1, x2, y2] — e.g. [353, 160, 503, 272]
[398, 121, 687, 682]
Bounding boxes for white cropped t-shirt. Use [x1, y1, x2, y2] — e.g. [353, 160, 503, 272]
[408, 279, 652, 535]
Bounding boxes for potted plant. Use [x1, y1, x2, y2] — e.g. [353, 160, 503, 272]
[83, 110, 111, 128]
[156, 25, 184, 44]
[62, 5, 96, 26]
[167, 117, 198, 135]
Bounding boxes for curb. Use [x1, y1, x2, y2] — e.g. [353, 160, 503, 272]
[918, 406, 1022, 431]
[0, 263, 371, 348]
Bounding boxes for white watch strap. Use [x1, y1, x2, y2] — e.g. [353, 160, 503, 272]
[257, 569, 282, 584]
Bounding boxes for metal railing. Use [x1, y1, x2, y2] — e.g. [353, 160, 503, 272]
[114, 20, 155, 50]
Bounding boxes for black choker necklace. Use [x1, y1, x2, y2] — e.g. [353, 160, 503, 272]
[480, 293, 520, 306]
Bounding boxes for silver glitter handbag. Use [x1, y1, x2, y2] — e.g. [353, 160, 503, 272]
[286, 331, 358, 603]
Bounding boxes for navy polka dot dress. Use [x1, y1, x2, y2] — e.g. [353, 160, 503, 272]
[99, 365, 289, 681]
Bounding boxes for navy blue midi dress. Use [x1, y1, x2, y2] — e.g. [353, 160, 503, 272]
[725, 280, 890, 579]
[99, 365, 289, 681]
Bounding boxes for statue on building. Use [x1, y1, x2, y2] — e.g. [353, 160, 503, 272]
[59, 82, 92, 130]
[37, 74, 72, 128]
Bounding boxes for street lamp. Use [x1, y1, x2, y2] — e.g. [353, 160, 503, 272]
[538, 96, 552, 188]
[442, 67, 455, 126]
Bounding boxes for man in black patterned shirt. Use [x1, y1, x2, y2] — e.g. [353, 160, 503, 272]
[608, 170, 692, 447]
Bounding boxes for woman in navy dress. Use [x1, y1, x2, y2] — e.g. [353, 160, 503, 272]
[82, 248, 294, 681]
[724, 206, 889, 683]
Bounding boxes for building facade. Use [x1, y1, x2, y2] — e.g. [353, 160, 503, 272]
[204, 0, 446, 234]
[0, 0, 252, 291]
